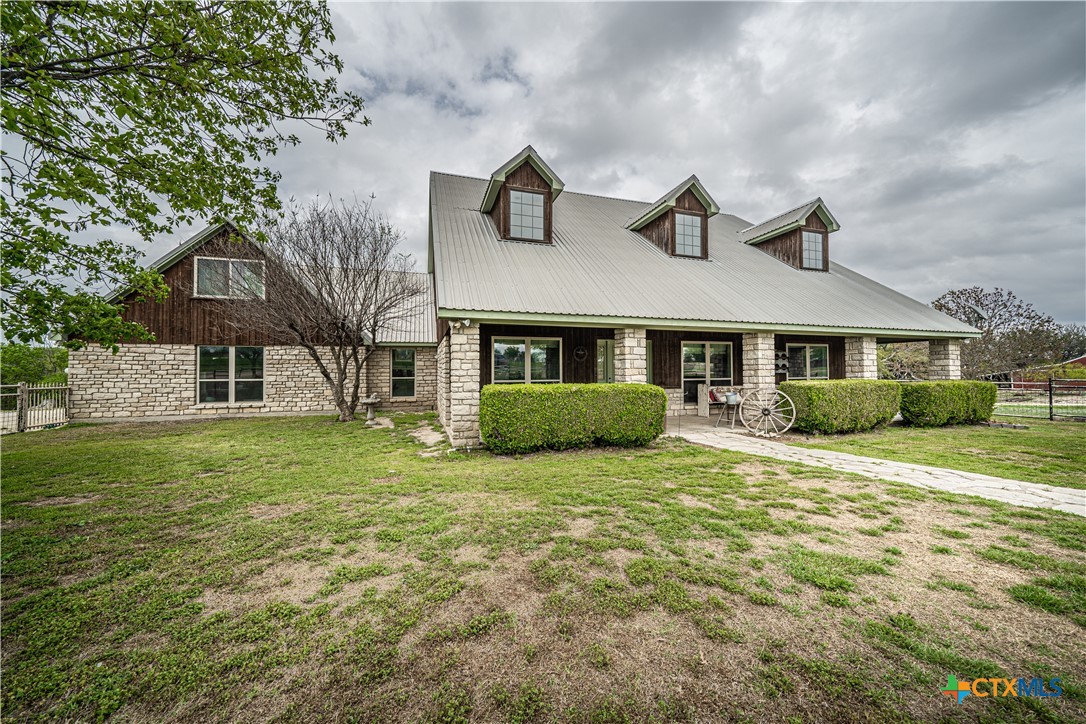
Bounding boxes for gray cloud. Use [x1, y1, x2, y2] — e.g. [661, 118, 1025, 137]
[141, 2, 1084, 323]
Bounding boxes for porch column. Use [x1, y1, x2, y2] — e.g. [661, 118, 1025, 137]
[844, 336, 878, 379]
[447, 320, 481, 447]
[742, 332, 775, 388]
[614, 327, 647, 383]
[929, 338, 962, 380]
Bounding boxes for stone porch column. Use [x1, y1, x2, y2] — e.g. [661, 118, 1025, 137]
[447, 321, 481, 447]
[614, 328, 647, 383]
[844, 336, 878, 379]
[742, 332, 775, 388]
[929, 338, 962, 380]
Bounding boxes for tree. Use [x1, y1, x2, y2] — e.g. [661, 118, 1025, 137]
[877, 341, 928, 380]
[1, 1, 367, 349]
[932, 287, 1063, 378]
[215, 199, 427, 422]
[0, 343, 67, 385]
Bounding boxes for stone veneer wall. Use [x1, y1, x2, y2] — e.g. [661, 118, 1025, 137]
[844, 336, 878, 379]
[928, 339, 963, 380]
[614, 327, 647, 383]
[445, 322, 481, 447]
[436, 334, 450, 427]
[70, 344, 436, 421]
[364, 346, 437, 412]
[742, 332, 775, 389]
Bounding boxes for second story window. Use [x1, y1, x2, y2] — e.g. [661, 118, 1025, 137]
[675, 213, 702, 257]
[195, 257, 265, 298]
[509, 189, 544, 241]
[802, 231, 824, 270]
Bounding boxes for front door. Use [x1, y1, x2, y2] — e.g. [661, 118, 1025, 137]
[596, 339, 615, 383]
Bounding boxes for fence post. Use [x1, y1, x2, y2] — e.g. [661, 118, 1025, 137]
[16, 381, 28, 432]
[1049, 377, 1054, 421]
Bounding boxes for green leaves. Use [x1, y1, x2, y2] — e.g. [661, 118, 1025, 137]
[1, 1, 368, 347]
[781, 380, 901, 434]
[899, 381, 997, 427]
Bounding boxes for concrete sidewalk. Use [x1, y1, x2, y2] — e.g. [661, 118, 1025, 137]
[668, 422, 1085, 517]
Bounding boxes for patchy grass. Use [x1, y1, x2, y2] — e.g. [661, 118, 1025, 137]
[789, 418, 1086, 489]
[2, 414, 1085, 721]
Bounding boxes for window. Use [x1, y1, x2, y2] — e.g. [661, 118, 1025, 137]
[802, 231, 824, 270]
[597, 338, 652, 384]
[198, 346, 264, 403]
[675, 213, 703, 257]
[786, 344, 829, 380]
[509, 189, 544, 241]
[682, 342, 732, 402]
[391, 348, 416, 398]
[194, 257, 265, 298]
[493, 338, 561, 383]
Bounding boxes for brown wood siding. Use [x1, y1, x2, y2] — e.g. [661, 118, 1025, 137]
[480, 324, 615, 385]
[774, 334, 845, 384]
[639, 211, 672, 255]
[491, 161, 553, 243]
[755, 211, 829, 271]
[637, 189, 710, 259]
[647, 330, 744, 389]
[118, 232, 291, 345]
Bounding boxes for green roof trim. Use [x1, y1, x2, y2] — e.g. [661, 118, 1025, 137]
[480, 145, 565, 213]
[437, 308, 981, 339]
[626, 175, 721, 231]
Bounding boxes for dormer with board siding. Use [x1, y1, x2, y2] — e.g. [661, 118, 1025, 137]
[480, 145, 564, 244]
[738, 198, 840, 272]
[626, 176, 720, 260]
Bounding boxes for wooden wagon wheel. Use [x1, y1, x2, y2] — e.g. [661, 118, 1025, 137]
[738, 388, 796, 437]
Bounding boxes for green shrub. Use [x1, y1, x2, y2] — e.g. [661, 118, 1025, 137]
[780, 380, 901, 434]
[899, 381, 996, 427]
[480, 383, 667, 454]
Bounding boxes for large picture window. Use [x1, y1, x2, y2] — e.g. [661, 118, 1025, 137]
[198, 346, 264, 403]
[675, 213, 703, 257]
[509, 189, 545, 241]
[786, 344, 829, 380]
[682, 342, 732, 402]
[802, 231, 824, 270]
[493, 338, 561, 383]
[391, 348, 416, 398]
[194, 257, 265, 298]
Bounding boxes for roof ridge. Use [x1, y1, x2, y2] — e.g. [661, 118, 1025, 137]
[431, 170, 666, 207]
[739, 198, 820, 232]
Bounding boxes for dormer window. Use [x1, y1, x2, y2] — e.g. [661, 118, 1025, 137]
[510, 189, 545, 241]
[675, 213, 703, 258]
[802, 231, 824, 270]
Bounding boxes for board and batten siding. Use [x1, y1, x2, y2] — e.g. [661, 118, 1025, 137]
[753, 212, 829, 272]
[479, 324, 613, 385]
[635, 188, 710, 259]
[774, 334, 845, 384]
[646, 330, 744, 389]
[488, 161, 554, 243]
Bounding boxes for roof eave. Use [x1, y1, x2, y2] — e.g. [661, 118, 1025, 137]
[626, 176, 721, 231]
[479, 146, 565, 213]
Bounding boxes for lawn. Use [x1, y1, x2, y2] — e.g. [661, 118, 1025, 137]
[789, 418, 1086, 490]
[3, 415, 1085, 722]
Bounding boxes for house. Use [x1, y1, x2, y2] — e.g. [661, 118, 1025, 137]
[69, 223, 438, 420]
[70, 145, 979, 444]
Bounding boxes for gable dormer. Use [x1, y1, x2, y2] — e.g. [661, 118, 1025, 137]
[739, 198, 840, 271]
[627, 176, 720, 259]
[481, 146, 564, 244]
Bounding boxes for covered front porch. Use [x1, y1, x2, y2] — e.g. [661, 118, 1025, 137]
[437, 320, 964, 447]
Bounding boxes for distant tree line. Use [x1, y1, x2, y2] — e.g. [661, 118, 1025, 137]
[878, 287, 1086, 380]
[0, 344, 68, 385]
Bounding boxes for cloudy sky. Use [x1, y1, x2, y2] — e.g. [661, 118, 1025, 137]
[159, 2, 1086, 323]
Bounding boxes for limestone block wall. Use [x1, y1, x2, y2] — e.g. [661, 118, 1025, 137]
[844, 336, 878, 379]
[614, 328, 647, 383]
[929, 339, 963, 380]
[436, 334, 450, 427]
[364, 346, 438, 412]
[70, 343, 437, 421]
[446, 322, 481, 447]
[742, 332, 775, 389]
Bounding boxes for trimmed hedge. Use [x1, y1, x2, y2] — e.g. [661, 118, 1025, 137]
[480, 383, 667, 454]
[780, 379, 901, 434]
[899, 380, 997, 427]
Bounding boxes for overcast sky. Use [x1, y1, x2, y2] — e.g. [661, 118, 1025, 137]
[153, 1, 1086, 323]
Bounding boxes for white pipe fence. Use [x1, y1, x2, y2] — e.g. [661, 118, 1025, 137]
[0, 382, 70, 433]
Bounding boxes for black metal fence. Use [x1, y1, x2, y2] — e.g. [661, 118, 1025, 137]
[0, 383, 70, 433]
[995, 379, 1086, 421]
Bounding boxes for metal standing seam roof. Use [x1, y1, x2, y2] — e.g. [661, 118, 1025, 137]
[737, 197, 840, 244]
[428, 172, 979, 338]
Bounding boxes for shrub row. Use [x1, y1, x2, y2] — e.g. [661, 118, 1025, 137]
[479, 383, 667, 454]
[780, 380, 901, 434]
[899, 380, 997, 427]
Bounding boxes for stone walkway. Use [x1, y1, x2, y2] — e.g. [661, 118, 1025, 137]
[670, 427, 1086, 517]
